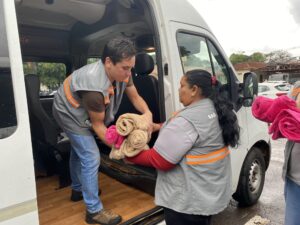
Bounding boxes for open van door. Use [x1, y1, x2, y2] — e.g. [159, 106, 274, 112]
[153, 0, 269, 206]
[0, 1, 39, 224]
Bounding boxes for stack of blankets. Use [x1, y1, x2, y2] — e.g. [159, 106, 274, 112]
[252, 95, 300, 142]
[106, 113, 150, 160]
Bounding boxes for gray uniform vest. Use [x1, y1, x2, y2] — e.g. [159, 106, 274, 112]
[155, 99, 232, 215]
[53, 60, 127, 135]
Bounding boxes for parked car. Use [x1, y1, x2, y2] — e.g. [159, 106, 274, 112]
[258, 82, 291, 98]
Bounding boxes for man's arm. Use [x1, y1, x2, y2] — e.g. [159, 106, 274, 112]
[80, 91, 111, 146]
[88, 110, 111, 146]
[125, 84, 152, 123]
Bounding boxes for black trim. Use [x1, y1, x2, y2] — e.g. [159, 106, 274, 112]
[120, 206, 164, 225]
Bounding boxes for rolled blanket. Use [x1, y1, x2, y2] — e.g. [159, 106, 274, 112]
[116, 113, 148, 136]
[121, 139, 149, 157]
[252, 95, 296, 123]
[269, 108, 300, 142]
[127, 130, 148, 149]
[252, 96, 274, 123]
[265, 95, 296, 122]
[109, 146, 125, 160]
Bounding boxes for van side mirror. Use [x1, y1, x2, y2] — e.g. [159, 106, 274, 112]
[242, 72, 258, 106]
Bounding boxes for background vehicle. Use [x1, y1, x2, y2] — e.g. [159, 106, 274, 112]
[258, 82, 291, 98]
[0, 0, 270, 224]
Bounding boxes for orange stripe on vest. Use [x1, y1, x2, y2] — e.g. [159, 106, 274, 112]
[63, 75, 115, 108]
[291, 87, 300, 97]
[63, 76, 80, 108]
[186, 147, 230, 165]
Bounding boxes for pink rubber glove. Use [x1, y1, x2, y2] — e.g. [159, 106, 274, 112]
[105, 125, 125, 149]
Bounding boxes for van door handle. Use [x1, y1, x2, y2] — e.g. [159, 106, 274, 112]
[164, 63, 168, 76]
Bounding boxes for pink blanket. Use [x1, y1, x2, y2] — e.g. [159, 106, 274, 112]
[105, 125, 125, 149]
[269, 109, 300, 142]
[252, 95, 296, 123]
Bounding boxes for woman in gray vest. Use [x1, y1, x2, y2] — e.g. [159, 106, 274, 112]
[127, 69, 240, 225]
[283, 81, 300, 225]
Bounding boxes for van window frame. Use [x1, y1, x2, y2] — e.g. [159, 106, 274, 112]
[175, 29, 234, 101]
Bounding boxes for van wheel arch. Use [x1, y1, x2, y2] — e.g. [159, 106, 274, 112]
[233, 147, 266, 206]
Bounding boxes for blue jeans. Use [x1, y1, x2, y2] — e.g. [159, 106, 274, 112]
[65, 131, 103, 213]
[284, 177, 300, 225]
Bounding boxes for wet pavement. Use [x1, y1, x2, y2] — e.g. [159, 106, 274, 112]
[212, 139, 286, 225]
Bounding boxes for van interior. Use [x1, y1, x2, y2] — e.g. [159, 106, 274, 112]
[14, 0, 164, 224]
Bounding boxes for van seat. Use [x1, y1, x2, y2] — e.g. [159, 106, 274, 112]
[115, 52, 160, 124]
[25, 74, 70, 188]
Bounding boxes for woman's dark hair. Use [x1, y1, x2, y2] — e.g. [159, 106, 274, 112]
[185, 69, 240, 147]
[101, 37, 136, 64]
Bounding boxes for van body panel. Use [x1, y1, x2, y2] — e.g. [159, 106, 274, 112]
[0, 0, 38, 223]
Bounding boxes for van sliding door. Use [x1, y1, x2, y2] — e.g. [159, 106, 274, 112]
[0, 1, 39, 224]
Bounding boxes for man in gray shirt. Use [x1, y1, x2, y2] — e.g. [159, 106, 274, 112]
[53, 37, 152, 225]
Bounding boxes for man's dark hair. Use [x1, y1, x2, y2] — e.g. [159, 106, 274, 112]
[101, 37, 136, 64]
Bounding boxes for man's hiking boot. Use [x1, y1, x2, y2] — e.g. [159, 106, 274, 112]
[85, 209, 122, 225]
[70, 189, 102, 202]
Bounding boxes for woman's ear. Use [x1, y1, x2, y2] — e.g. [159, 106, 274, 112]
[192, 85, 200, 97]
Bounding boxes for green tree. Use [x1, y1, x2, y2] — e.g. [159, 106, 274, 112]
[24, 62, 66, 91]
[229, 53, 250, 65]
[250, 52, 266, 62]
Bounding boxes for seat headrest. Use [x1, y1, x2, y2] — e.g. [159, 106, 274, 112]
[134, 53, 154, 76]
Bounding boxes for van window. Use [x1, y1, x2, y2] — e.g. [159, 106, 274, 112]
[23, 62, 66, 96]
[0, 1, 17, 138]
[87, 58, 100, 64]
[176, 32, 229, 85]
[207, 41, 229, 85]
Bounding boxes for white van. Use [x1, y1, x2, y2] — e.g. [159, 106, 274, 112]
[0, 0, 270, 224]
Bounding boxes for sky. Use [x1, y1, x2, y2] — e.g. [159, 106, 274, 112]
[187, 0, 300, 57]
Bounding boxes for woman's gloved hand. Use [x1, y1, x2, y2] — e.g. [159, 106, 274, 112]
[105, 125, 125, 149]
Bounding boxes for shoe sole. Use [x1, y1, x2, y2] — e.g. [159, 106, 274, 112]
[85, 216, 121, 225]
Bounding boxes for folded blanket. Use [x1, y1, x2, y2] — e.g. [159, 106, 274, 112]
[127, 130, 148, 149]
[109, 146, 125, 160]
[105, 125, 125, 149]
[116, 113, 148, 136]
[269, 109, 300, 142]
[252, 96, 274, 123]
[252, 95, 296, 123]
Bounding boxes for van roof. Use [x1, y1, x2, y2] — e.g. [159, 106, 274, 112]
[156, 0, 211, 31]
[16, 0, 211, 32]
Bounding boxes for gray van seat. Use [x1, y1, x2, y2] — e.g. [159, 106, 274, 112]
[25, 74, 70, 188]
[115, 52, 160, 123]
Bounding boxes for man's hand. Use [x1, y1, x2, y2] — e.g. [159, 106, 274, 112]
[152, 123, 162, 133]
[143, 111, 153, 134]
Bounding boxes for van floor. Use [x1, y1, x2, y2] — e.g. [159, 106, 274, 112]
[36, 172, 155, 225]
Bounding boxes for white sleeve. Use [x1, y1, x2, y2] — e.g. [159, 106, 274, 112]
[154, 117, 198, 164]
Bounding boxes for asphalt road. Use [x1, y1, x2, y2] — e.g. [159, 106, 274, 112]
[212, 139, 286, 225]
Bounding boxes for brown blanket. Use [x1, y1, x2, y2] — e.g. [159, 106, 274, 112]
[116, 113, 148, 136]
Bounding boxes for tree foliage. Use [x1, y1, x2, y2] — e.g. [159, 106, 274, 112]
[250, 52, 266, 62]
[229, 53, 250, 65]
[229, 50, 291, 65]
[265, 50, 293, 64]
[23, 62, 66, 91]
